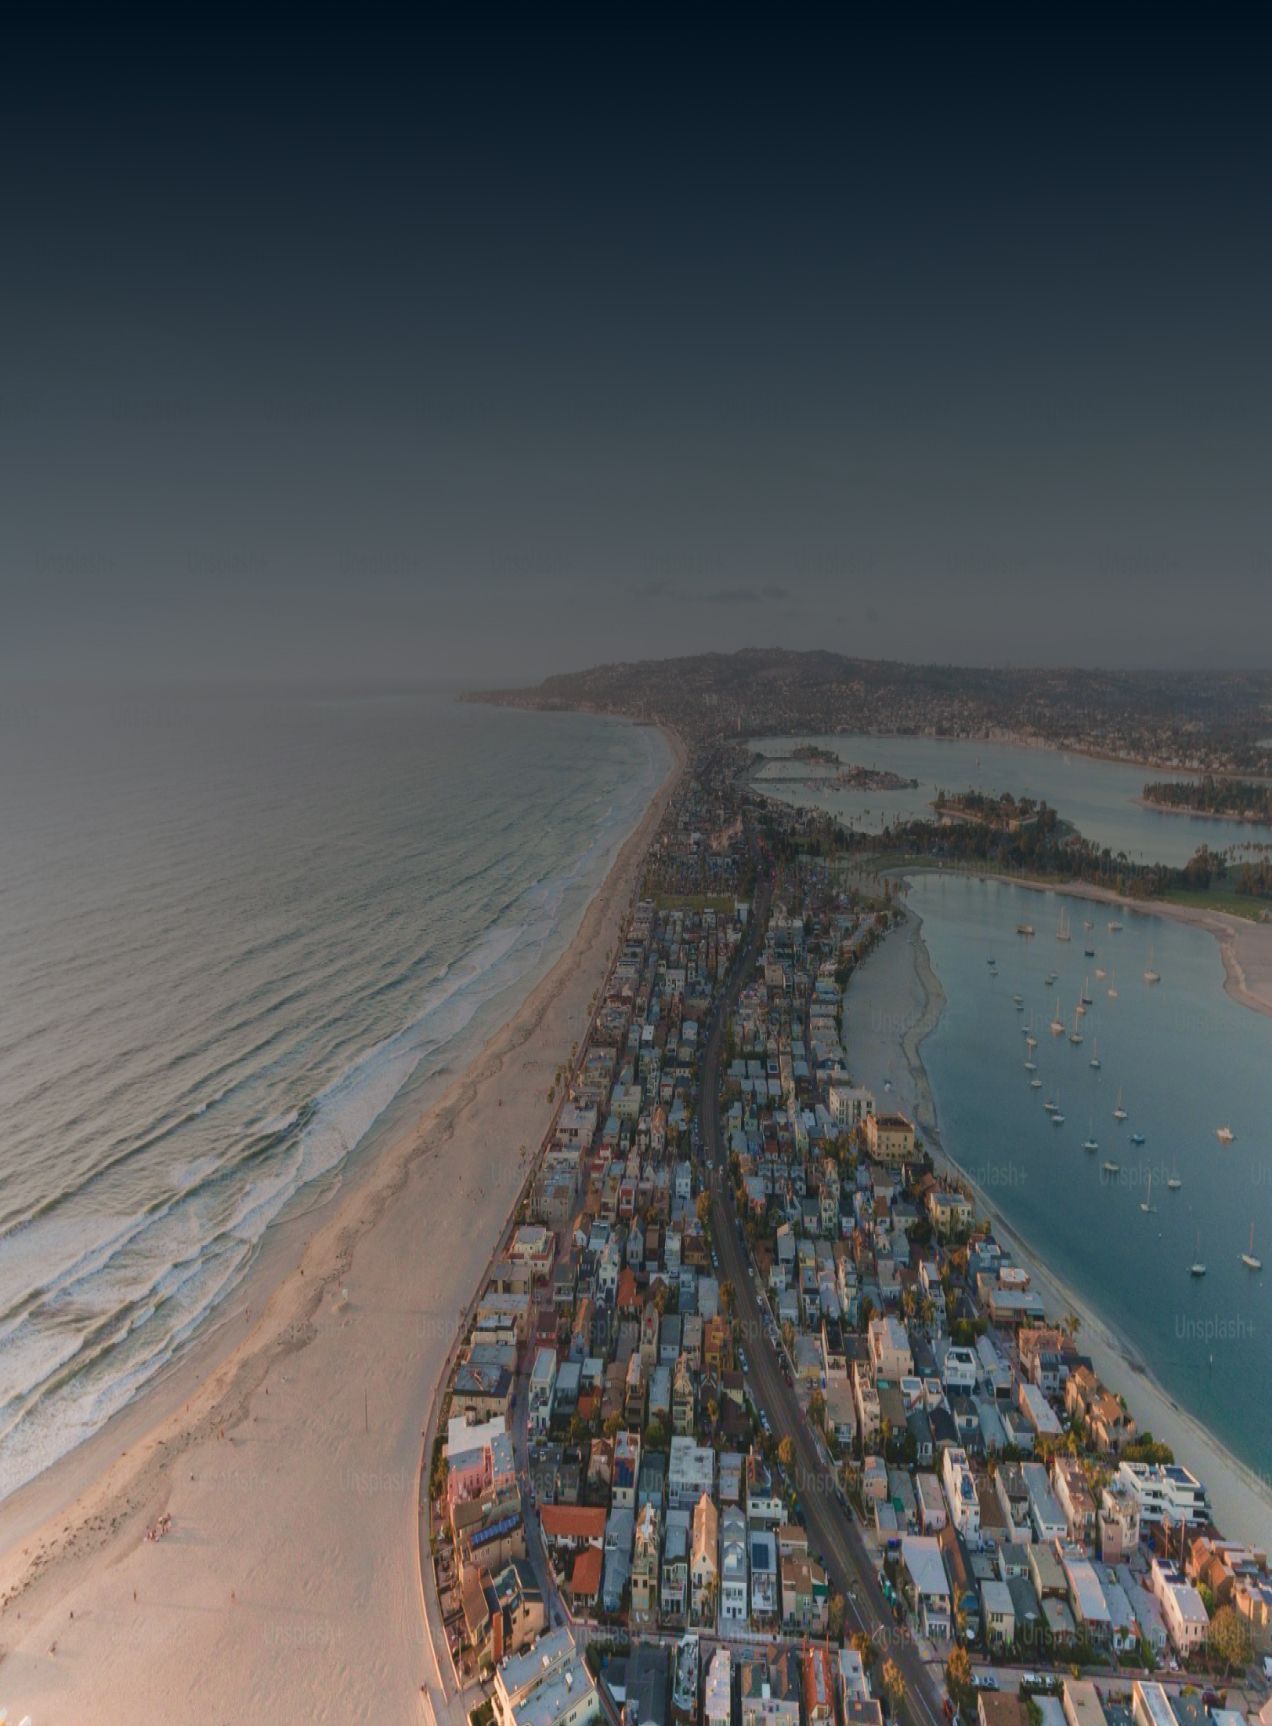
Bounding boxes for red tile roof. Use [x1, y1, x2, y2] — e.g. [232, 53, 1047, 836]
[568, 1545, 603, 1599]
[538, 1504, 607, 1542]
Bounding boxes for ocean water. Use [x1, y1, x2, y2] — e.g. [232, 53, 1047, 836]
[750, 733, 1272, 867]
[905, 872, 1272, 1481]
[0, 690, 667, 1499]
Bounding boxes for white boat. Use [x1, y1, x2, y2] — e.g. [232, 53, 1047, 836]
[1094, 966, 1107, 980]
[1080, 977, 1092, 1005]
[1107, 969, 1118, 999]
[1017, 922, 1035, 936]
[1026, 1032, 1037, 1049]
[1216, 1126, 1235, 1144]
[1112, 1088, 1127, 1122]
[1044, 1097, 1057, 1113]
[1089, 1039, 1101, 1070]
[1068, 1005, 1084, 1044]
[1102, 1159, 1120, 1174]
[1029, 1076, 1043, 1089]
[1143, 944, 1161, 984]
[1056, 910, 1072, 942]
[1024, 1059, 1038, 1072]
[1052, 1109, 1065, 1125]
[1083, 1121, 1099, 1151]
[1242, 1225, 1262, 1271]
[1167, 1172, 1182, 1191]
[1190, 1232, 1206, 1277]
[1140, 1173, 1155, 1213]
[1108, 919, 1123, 932]
[1050, 1009, 1065, 1034]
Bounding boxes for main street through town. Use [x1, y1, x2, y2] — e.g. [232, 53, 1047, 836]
[697, 856, 946, 1726]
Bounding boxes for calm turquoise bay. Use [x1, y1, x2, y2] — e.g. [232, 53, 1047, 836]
[907, 872, 1270, 1482]
[756, 733, 1272, 1484]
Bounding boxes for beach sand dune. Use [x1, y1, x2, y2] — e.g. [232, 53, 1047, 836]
[0, 731, 682, 1726]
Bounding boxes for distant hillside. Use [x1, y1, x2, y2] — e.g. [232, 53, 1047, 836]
[470, 649, 1272, 772]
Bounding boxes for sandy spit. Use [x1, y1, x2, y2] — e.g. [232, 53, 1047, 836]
[0, 726, 684, 1726]
[977, 873, 1272, 1022]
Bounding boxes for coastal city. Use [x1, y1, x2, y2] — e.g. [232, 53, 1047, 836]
[6, 16, 1272, 1724]
[425, 743, 1272, 1726]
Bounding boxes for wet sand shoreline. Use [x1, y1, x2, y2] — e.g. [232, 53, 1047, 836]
[0, 725, 684, 1725]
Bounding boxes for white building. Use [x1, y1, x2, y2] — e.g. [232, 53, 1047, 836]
[494, 1627, 600, 1726]
[1117, 1462, 1210, 1527]
[529, 1348, 558, 1437]
[750, 1528, 778, 1626]
[868, 1313, 913, 1382]
[668, 1437, 715, 1509]
[828, 1084, 874, 1130]
[942, 1447, 981, 1539]
[1149, 1558, 1210, 1656]
[720, 1504, 749, 1627]
[704, 1648, 732, 1726]
[901, 1535, 951, 1640]
[942, 1344, 978, 1394]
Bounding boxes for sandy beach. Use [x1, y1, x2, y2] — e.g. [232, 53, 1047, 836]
[1013, 875, 1272, 1021]
[845, 905, 1272, 1554]
[0, 728, 683, 1726]
[865, 862, 1272, 1023]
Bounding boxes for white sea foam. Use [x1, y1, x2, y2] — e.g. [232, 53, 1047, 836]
[0, 697, 668, 1499]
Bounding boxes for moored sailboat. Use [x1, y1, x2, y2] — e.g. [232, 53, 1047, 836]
[1241, 1225, 1262, 1271]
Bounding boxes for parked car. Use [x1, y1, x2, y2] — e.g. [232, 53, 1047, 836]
[972, 1675, 999, 1693]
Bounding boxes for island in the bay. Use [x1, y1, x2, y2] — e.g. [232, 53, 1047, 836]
[760, 745, 919, 791]
[1143, 775, 1272, 823]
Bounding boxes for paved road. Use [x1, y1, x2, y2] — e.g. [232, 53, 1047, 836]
[697, 864, 945, 1726]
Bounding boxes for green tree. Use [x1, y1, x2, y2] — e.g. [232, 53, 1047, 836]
[1208, 1605, 1252, 1675]
[881, 1660, 906, 1716]
[946, 1645, 974, 1714]
[849, 1630, 876, 1671]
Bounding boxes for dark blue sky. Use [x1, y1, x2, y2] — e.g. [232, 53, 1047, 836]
[4, 17, 1270, 681]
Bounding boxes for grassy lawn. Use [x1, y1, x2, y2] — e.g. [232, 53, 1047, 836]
[872, 857, 1270, 922]
[1161, 883, 1269, 921]
[653, 892, 735, 913]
